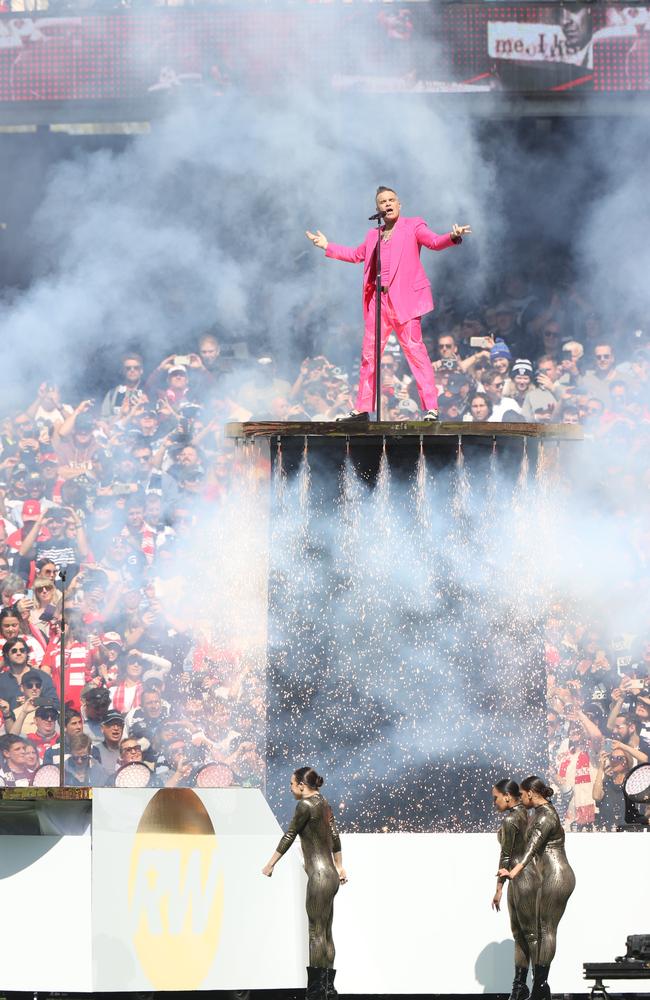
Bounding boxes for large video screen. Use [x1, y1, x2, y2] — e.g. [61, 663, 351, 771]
[0, 4, 647, 104]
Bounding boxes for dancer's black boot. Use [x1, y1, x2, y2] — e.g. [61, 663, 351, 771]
[326, 968, 338, 1000]
[530, 964, 551, 1000]
[306, 966, 328, 1000]
[509, 965, 530, 1000]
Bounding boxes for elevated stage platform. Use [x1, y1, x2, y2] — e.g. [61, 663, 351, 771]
[226, 420, 583, 441]
[226, 419, 582, 483]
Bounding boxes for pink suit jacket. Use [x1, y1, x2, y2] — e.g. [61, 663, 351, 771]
[325, 215, 459, 326]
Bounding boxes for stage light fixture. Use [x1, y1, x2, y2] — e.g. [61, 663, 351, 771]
[623, 762, 650, 826]
[114, 762, 152, 788]
[31, 763, 61, 787]
[195, 762, 234, 788]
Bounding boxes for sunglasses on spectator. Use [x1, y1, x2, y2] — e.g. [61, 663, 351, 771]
[124, 364, 142, 370]
[610, 756, 627, 763]
[9, 646, 29, 654]
[35, 585, 53, 592]
[23, 681, 42, 689]
[40, 713, 58, 721]
[595, 353, 611, 360]
[71, 753, 91, 762]
[121, 745, 141, 754]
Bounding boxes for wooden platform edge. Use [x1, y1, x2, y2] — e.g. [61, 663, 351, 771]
[225, 421, 583, 441]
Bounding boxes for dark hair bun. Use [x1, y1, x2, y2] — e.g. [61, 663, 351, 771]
[294, 766, 324, 790]
[543, 784, 554, 800]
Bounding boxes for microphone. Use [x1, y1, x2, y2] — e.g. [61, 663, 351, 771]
[368, 210, 386, 221]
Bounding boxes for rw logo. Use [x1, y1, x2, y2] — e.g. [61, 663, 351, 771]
[128, 789, 224, 989]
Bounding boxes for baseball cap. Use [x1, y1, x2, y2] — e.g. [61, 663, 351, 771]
[22, 499, 42, 519]
[102, 710, 125, 726]
[101, 632, 123, 648]
[494, 301, 515, 315]
[168, 365, 187, 376]
[75, 414, 95, 433]
[39, 453, 59, 466]
[45, 506, 67, 522]
[21, 669, 43, 687]
[83, 685, 111, 704]
[35, 703, 59, 719]
[447, 373, 469, 395]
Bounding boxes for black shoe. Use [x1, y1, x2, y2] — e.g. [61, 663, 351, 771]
[530, 964, 551, 1000]
[326, 967, 338, 1000]
[335, 410, 370, 422]
[306, 965, 328, 1000]
[509, 965, 530, 1000]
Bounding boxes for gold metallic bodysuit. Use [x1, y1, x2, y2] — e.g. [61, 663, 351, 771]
[498, 802, 540, 968]
[276, 793, 341, 968]
[519, 802, 576, 966]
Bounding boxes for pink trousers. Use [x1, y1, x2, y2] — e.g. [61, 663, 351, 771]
[355, 292, 439, 412]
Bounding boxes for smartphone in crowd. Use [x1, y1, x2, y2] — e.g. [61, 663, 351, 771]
[470, 337, 492, 349]
[174, 355, 191, 366]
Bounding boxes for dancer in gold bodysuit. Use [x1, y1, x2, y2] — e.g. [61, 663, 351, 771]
[492, 779, 540, 1000]
[263, 767, 348, 1000]
[499, 775, 575, 1000]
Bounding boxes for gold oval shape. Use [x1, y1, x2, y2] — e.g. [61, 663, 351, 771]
[129, 789, 223, 990]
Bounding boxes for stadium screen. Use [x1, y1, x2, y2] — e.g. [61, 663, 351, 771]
[0, 4, 647, 103]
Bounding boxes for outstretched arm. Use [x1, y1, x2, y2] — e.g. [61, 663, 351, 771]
[307, 228, 368, 264]
[416, 220, 471, 251]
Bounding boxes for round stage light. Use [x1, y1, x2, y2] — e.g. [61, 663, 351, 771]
[195, 762, 234, 787]
[31, 764, 61, 787]
[114, 762, 152, 788]
[624, 763, 650, 802]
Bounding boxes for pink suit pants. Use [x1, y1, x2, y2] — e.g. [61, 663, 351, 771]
[355, 292, 439, 412]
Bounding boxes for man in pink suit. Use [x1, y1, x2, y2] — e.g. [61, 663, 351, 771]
[306, 186, 471, 421]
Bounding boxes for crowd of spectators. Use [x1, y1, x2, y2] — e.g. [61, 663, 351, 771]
[545, 613, 650, 830]
[0, 333, 264, 789]
[1, 263, 649, 825]
[282, 275, 650, 427]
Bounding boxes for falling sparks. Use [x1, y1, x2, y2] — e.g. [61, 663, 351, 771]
[267, 439, 558, 833]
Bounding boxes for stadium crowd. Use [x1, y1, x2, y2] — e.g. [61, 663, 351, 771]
[0, 265, 649, 824]
[0, 334, 265, 789]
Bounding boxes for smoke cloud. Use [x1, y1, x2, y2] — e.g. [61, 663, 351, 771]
[0, 8, 648, 825]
